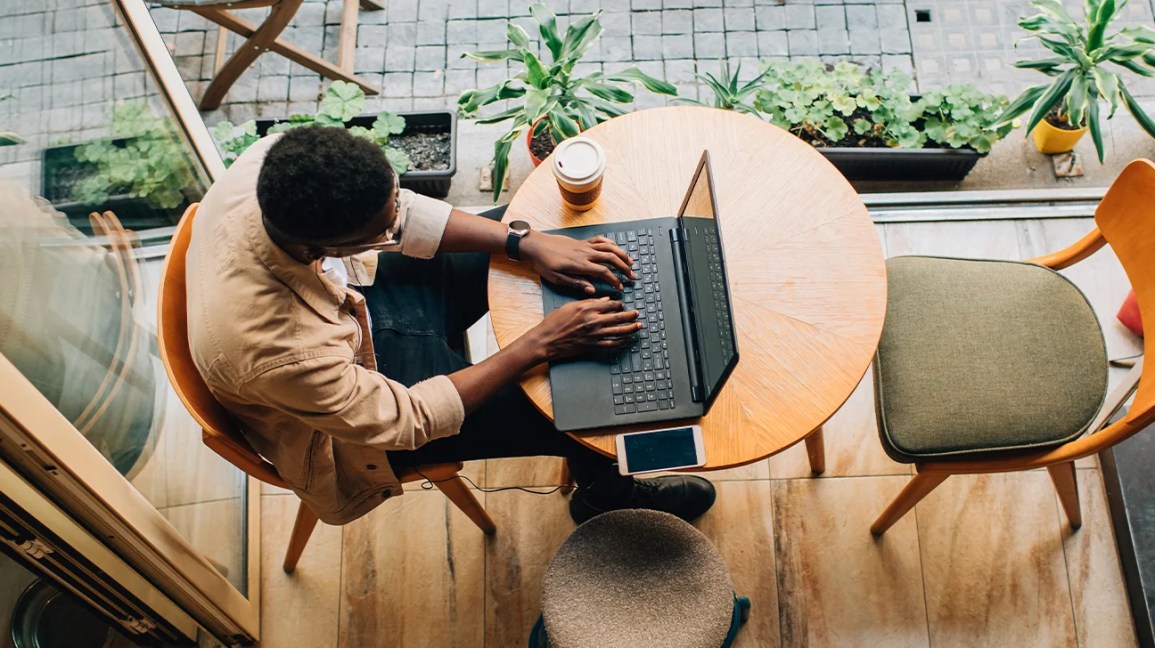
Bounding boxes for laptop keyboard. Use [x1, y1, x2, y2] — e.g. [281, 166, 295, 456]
[606, 228, 674, 416]
[703, 229, 735, 358]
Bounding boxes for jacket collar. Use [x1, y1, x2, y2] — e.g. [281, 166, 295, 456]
[246, 206, 345, 324]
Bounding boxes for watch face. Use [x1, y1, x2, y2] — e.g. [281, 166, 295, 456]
[509, 220, 531, 236]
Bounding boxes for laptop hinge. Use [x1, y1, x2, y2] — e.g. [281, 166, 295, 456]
[669, 227, 705, 402]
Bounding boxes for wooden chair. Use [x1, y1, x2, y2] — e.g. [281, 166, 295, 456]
[155, 0, 383, 110]
[870, 159, 1155, 535]
[157, 204, 495, 573]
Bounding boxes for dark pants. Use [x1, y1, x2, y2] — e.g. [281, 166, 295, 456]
[364, 206, 629, 496]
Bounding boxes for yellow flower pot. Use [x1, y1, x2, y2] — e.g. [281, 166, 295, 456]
[1031, 118, 1088, 154]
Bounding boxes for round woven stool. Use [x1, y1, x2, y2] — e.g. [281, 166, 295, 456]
[531, 509, 750, 648]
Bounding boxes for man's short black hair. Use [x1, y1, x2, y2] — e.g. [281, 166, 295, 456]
[257, 125, 394, 243]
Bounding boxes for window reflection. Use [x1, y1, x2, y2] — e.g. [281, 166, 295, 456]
[0, 0, 246, 596]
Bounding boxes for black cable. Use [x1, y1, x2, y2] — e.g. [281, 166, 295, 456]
[415, 469, 572, 495]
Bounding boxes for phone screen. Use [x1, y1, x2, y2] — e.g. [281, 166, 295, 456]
[622, 427, 700, 473]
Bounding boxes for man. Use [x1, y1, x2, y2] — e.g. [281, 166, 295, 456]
[186, 126, 714, 527]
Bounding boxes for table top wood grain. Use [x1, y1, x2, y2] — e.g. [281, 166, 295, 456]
[487, 106, 887, 469]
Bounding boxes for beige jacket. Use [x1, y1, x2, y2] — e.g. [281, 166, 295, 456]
[186, 135, 465, 525]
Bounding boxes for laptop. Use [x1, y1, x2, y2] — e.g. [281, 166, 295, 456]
[542, 150, 739, 431]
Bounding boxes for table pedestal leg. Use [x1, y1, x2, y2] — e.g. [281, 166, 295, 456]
[805, 426, 826, 475]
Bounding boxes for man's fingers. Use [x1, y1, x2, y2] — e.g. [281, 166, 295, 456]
[585, 262, 622, 289]
[590, 241, 635, 275]
[596, 337, 634, 348]
[593, 251, 633, 279]
[597, 322, 644, 338]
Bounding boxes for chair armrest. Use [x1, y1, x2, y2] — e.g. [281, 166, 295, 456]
[1027, 227, 1107, 270]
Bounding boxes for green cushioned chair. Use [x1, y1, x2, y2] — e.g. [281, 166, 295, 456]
[870, 159, 1155, 536]
[529, 510, 750, 648]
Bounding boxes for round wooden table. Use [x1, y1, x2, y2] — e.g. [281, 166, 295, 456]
[487, 106, 887, 471]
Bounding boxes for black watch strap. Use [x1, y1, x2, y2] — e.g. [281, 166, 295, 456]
[506, 221, 530, 261]
[506, 231, 522, 261]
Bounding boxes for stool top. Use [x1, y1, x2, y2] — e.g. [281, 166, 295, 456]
[541, 510, 734, 648]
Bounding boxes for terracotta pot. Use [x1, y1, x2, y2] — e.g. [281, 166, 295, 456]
[1031, 118, 1087, 154]
[527, 118, 553, 167]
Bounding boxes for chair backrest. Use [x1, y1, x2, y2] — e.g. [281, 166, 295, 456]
[1094, 160, 1155, 429]
[157, 203, 289, 488]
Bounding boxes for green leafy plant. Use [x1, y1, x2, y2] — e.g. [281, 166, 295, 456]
[72, 101, 198, 210]
[748, 60, 1010, 153]
[458, 3, 677, 201]
[674, 61, 772, 115]
[212, 81, 412, 173]
[995, 0, 1155, 161]
[915, 85, 1014, 153]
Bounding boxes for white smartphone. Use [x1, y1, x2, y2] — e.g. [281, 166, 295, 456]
[615, 425, 706, 476]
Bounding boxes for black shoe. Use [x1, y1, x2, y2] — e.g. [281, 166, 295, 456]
[569, 475, 717, 525]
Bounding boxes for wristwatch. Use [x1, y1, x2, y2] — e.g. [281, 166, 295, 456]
[506, 220, 531, 261]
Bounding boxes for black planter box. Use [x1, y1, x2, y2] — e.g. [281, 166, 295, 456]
[41, 141, 189, 235]
[817, 146, 983, 182]
[255, 111, 457, 199]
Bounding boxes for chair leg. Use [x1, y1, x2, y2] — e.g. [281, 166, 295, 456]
[1047, 462, 1082, 529]
[804, 426, 826, 475]
[194, 0, 304, 110]
[559, 460, 576, 495]
[283, 499, 319, 573]
[433, 473, 497, 535]
[871, 469, 949, 535]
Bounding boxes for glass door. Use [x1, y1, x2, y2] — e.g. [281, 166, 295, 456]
[0, 0, 258, 643]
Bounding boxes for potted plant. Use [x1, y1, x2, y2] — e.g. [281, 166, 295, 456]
[995, 0, 1155, 159]
[457, 3, 677, 201]
[212, 81, 457, 198]
[41, 101, 203, 233]
[744, 60, 1012, 181]
[673, 61, 773, 116]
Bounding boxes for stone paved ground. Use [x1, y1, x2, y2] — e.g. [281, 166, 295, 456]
[151, 0, 1155, 203]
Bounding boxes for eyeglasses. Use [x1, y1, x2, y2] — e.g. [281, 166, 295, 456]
[312, 192, 404, 257]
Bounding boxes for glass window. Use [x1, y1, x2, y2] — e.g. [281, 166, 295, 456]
[0, 1, 246, 595]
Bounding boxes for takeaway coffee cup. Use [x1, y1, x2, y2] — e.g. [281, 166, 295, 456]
[551, 137, 605, 211]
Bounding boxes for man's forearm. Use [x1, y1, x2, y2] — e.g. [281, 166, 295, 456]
[447, 335, 545, 413]
[437, 209, 508, 254]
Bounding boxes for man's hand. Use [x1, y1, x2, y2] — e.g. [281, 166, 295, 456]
[524, 298, 641, 361]
[520, 233, 636, 294]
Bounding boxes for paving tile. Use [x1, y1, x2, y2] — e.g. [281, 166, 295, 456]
[723, 6, 756, 32]
[388, 0, 418, 21]
[694, 32, 726, 59]
[754, 4, 787, 31]
[818, 28, 851, 56]
[784, 3, 816, 30]
[758, 30, 789, 58]
[632, 34, 663, 60]
[694, 7, 724, 32]
[814, 4, 846, 30]
[662, 8, 693, 34]
[385, 46, 416, 72]
[726, 31, 759, 58]
[631, 10, 661, 35]
[849, 25, 881, 55]
[787, 29, 819, 57]
[415, 45, 447, 71]
[663, 34, 694, 59]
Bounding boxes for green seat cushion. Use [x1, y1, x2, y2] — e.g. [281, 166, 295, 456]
[874, 256, 1108, 463]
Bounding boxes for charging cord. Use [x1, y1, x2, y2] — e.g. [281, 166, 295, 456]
[415, 469, 572, 496]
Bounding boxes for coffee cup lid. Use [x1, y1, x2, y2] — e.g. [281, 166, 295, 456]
[552, 137, 605, 184]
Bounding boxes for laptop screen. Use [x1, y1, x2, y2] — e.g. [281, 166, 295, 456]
[677, 152, 738, 406]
